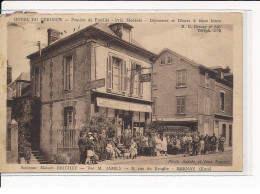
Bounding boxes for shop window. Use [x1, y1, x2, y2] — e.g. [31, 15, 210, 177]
[64, 106, 74, 129]
[107, 56, 127, 93]
[176, 70, 187, 87]
[220, 92, 225, 111]
[64, 55, 73, 91]
[34, 67, 40, 96]
[176, 96, 186, 114]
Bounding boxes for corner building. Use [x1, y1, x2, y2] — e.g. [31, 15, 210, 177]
[27, 23, 156, 162]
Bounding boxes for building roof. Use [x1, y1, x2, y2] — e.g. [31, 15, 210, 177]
[27, 23, 155, 59]
[15, 72, 30, 82]
[156, 48, 217, 74]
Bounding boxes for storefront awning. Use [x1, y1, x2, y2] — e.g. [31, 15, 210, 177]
[96, 97, 152, 113]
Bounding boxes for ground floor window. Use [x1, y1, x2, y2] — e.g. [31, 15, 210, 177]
[64, 106, 74, 129]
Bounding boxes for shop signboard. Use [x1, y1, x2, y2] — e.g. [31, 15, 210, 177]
[96, 97, 152, 113]
[86, 78, 105, 90]
[140, 73, 151, 82]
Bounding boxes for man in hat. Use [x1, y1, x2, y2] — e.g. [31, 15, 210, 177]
[78, 132, 87, 164]
[210, 133, 218, 154]
[99, 129, 107, 161]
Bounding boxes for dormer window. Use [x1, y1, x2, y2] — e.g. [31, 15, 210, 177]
[160, 54, 173, 65]
[168, 56, 173, 64]
[161, 57, 165, 65]
[109, 23, 133, 43]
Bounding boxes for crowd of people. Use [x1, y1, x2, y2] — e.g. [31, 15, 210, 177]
[78, 129, 226, 164]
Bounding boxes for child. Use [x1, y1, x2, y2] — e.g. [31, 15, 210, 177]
[106, 141, 115, 160]
[129, 138, 138, 159]
[85, 136, 98, 164]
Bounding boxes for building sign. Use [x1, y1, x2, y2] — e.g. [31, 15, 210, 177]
[86, 78, 105, 90]
[96, 97, 152, 113]
[140, 73, 151, 82]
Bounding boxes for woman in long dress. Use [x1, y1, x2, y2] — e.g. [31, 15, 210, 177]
[155, 133, 162, 156]
[161, 135, 168, 156]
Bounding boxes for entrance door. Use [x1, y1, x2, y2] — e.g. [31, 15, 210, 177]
[229, 125, 232, 146]
[123, 116, 132, 133]
[222, 124, 226, 138]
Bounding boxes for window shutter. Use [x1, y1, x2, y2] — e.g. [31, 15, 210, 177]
[182, 97, 185, 113]
[140, 69, 143, 96]
[123, 60, 127, 92]
[62, 57, 65, 90]
[70, 57, 73, 90]
[130, 62, 135, 95]
[107, 56, 112, 90]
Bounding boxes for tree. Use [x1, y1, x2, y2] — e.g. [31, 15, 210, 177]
[81, 112, 117, 138]
[148, 119, 167, 134]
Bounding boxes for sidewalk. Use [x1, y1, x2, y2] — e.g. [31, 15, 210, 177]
[99, 148, 232, 165]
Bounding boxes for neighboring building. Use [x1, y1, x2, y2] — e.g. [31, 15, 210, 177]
[8, 72, 31, 99]
[27, 23, 156, 162]
[153, 48, 233, 141]
[211, 66, 233, 146]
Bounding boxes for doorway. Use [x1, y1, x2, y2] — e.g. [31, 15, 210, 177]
[229, 125, 232, 146]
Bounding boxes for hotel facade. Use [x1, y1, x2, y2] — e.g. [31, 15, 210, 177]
[27, 23, 156, 162]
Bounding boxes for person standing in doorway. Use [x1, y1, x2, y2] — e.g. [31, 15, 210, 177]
[218, 135, 226, 153]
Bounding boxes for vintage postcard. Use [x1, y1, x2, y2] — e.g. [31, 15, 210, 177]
[0, 12, 243, 173]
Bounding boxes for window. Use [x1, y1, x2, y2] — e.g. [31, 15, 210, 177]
[64, 106, 74, 129]
[205, 72, 209, 88]
[176, 70, 187, 87]
[153, 97, 157, 115]
[107, 56, 127, 93]
[220, 92, 225, 111]
[176, 96, 186, 114]
[160, 57, 165, 65]
[204, 98, 210, 115]
[167, 56, 173, 64]
[130, 62, 143, 96]
[34, 67, 40, 96]
[161, 55, 173, 65]
[64, 56, 73, 91]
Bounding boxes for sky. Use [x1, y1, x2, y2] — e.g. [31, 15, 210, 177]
[7, 21, 233, 80]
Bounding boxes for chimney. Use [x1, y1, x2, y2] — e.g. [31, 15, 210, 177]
[47, 28, 61, 45]
[7, 60, 12, 85]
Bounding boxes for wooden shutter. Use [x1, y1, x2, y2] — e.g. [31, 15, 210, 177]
[107, 56, 112, 90]
[181, 97, 185, 113]
[123, 60, 127, 92]
[130, 62, 135, 95]
[70, 56, 73, 90]
[140, 69, 143, 96]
